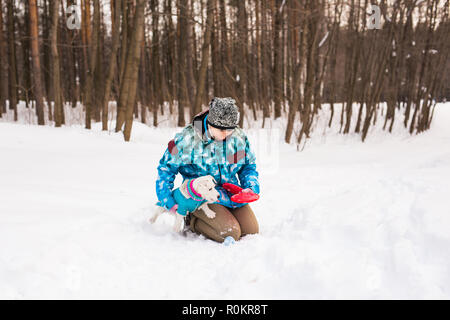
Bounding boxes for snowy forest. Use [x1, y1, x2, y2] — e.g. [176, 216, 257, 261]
[0, 0, 448, 142]
[1, 0, 450, 300]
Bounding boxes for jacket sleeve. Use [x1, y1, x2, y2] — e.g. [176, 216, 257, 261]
[155, 136, 183, 210]
[237, 136, 260, 194]
[214, 185, 241, 209]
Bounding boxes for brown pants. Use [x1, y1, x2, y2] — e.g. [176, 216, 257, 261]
[188, 203, 259, 243]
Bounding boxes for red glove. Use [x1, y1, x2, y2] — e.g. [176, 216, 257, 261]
[222, 183, 260, 203]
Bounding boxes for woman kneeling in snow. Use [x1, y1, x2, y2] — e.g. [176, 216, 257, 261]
[155, 97, 260, 243]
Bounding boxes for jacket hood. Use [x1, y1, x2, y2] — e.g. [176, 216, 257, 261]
[191, 109, 211, 142]
[190, 108, 246, 144]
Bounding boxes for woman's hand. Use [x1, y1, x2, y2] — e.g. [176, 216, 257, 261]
[231, 189, 259, 203]
[222, 182, 243, 194]
[222, 183, 259, 203]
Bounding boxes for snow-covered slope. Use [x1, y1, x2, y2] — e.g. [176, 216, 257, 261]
[0, 104, 449, 299]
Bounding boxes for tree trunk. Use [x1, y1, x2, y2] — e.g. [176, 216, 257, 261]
[185, 0, 196, 113]
[211, 0, 221, 97]
[94, 13, 104, 123]
[102, 0, 121, 131]
[285, 0, 303, 143]
[50, 0, 63, 127]
[235, 0, 248, 126]
[193, 0, 214, 115]
[165, 0, 176, 113]
[80, 0, 91, 99]
[42, 0, 52, 108]
[120, 0, 146, 141]
[28, 0, 45, 125]
[84, 0, 100, 129]
[151, 0, 163, 122]
[176, 0, 189, 127]
[272, 0, 283, 119]
[298, 0, 319, 145]
[0, 0, 9, 115]
[260, 0, 270, 121]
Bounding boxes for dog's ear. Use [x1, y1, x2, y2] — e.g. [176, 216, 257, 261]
[200, 179, 210, 189]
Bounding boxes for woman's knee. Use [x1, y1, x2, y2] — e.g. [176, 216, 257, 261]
[232, 204, 259, 236]
[191, 203, 241, 242]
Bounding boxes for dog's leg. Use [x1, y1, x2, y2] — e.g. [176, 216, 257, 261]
[199, 202, 216, 219]
[173, 214, 185, 233]
[150, 205, 185, 234]
[149, 206, 165, 224]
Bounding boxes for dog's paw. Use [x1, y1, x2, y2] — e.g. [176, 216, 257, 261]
[173, 223, 184, 233]
[173, 215, 185, 233]
[199, 203, 216, 219]
[205, 210, 216, 219]
[149, 206, 165, 224]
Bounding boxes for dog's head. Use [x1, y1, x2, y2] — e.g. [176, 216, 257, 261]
[193, 175, 220, 202]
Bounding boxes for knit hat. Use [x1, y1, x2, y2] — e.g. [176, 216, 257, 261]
[207, 97, 240, 130]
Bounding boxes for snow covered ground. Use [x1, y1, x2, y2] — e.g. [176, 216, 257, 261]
[0, 103, 449, 299]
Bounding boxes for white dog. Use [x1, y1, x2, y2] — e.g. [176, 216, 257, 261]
[150, 175, 220, 232]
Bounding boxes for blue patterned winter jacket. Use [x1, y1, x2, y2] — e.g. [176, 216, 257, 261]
[156, 110, 260, 211]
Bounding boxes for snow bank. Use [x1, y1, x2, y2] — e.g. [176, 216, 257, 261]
[0, 103, 449, 299]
